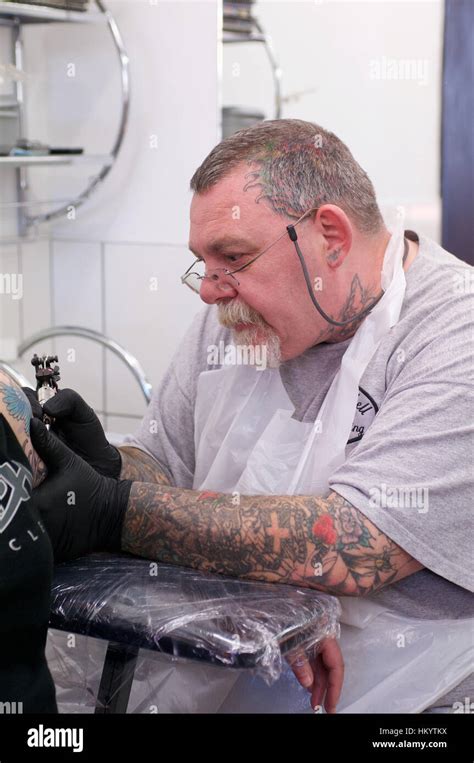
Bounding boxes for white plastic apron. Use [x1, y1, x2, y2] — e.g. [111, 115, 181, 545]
[192, 224, 473, 713]
[194, 223, 408, 497]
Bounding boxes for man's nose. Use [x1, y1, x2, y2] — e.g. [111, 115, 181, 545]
[199, 277, 238, 305]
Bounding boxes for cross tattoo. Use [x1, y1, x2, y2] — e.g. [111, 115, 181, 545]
[267, 514, 290, 553]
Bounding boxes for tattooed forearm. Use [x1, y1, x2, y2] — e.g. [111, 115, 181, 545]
[0, 380, 31, 435]
[118, 446, 171, 485]
[0, 373, 47, 487]
[121, 487, 423, 596]
[21, 438, 47, 488]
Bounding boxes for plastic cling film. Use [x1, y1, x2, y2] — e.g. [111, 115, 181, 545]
[47, 552, 341, 711]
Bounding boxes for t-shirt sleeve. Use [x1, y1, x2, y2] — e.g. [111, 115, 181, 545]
[329, 290, 474, 593]
[123, 306, 225, 488]
[122, 362, 194, 488]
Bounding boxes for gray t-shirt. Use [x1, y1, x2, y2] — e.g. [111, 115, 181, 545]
[125, 234, 473, 706]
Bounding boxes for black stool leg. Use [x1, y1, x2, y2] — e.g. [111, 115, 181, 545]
[95, 642, 139, 714]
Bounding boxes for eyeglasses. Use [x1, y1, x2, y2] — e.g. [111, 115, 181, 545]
[181, 207, 318, 294]
[182, 204, 390, 327]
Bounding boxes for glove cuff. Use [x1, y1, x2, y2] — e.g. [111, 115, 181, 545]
[101, 478, 133, 553]
[109, 444, 123, 479]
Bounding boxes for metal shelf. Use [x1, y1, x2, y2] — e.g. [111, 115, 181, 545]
[0, 1, 103, 24]
[0, 0, 130, 237]
[223, 32, 266, 43]
[222, 14, 282, 120]
[0, 96, 20, 107]
[0, 96, 19, 117]
[0, 153, 113, 166]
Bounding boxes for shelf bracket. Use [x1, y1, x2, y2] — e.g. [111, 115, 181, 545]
[24, 0, 130, 231]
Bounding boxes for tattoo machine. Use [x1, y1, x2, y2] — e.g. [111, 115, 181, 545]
[31, 354, 60, 428]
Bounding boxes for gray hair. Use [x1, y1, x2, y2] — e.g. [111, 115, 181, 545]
[190, 119, 384, 234]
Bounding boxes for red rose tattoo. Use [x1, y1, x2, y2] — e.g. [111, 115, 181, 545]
[312, 514, 337, 546]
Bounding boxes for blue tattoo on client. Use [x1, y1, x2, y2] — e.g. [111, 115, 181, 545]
[0, 382, 32, 435]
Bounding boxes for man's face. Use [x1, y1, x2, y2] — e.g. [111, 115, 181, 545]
[188, 166, 336, 362]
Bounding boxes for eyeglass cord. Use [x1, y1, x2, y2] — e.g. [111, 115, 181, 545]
[286, 225, 409, 327]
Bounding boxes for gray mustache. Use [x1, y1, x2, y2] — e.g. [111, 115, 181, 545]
[217, 300, 266, 328]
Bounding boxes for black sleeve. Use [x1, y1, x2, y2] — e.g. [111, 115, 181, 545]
[0, 414, 57, 713]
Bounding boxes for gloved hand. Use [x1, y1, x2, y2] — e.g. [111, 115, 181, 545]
[22, 386, 43, 421]
[30, 418, 132, 563]
[23, 387, 122, 479]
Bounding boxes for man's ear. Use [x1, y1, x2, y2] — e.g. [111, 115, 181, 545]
[315, 205, 353, 269]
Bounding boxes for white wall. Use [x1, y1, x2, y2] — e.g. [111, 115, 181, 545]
[1, 0, 220, 433]
[223, 0, 443, 237]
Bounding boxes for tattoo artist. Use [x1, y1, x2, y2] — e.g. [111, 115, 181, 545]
[26, 120, 474, 714]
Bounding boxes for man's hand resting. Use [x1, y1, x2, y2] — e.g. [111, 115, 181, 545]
[30, 418, 131, 562]
[24, 387, 122, 478]
[288, 637, 344, 713]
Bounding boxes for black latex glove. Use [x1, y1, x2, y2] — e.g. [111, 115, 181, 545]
[24, 387, 122, 479]
[30, 418, 132, 563]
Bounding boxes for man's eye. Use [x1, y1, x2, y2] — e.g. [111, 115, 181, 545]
[225, 254, 243, 263]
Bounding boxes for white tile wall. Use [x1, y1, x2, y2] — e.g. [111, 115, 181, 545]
[104, 242, 201, 419]
[20, 239, 52, 337]
[0, 244, 20, 360]
[48, 240, 104, 410]
[0, 239, 55, 386]
[11, 238, 54, 386]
